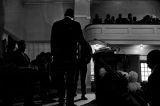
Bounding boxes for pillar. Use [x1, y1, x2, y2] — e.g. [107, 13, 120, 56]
[74, 0, 91, 30]
[74, 0, 92, 92]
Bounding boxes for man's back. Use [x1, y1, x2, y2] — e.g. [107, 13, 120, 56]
[51, 17, 83, 61]
[50, 8, 88, 106]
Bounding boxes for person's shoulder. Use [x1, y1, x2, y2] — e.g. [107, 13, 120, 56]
[75, 20, 81, 25]
[152, 64, 160, 74]
[70, 20, 80, 25]
[52, 19, 63, 25]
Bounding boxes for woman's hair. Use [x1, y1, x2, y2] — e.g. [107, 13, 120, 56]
[128, 71, 142, 92]
[128, 71, 138, 82]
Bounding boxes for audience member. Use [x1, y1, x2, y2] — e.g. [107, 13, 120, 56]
[93, 50, 148, 106]
[92, 14, 102, 24]
[133, 16, 138, 24]
[104, 14, 111, 24]
[98, 69, 129, 106]
[31, 52, 53, 103]
[50, 8, 89, 106]
[146, 49, 160, 106]
[115, 13, 123, 24]
[128, 71, 141, 93]
[15, 40, 42, 106]
[14, 40, 30, 67]
[139, 15, 152, 24]
[1, 41, 18, 105]
[4, 40, 17, 67]
[127, 71, 148, 106]
[127, 13, 133, 24]
[110, 16, 115, 24]
[93, 51, 128, 106]
[91, 13, 160, 24]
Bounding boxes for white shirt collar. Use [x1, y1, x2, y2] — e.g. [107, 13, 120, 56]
[65, 16, 74, 20]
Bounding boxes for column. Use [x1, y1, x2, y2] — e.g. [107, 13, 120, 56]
[74, 0, 92, 92]
[74, 0, 91, 30]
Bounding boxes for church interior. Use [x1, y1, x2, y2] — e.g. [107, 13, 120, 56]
[1, 0, 160, 106]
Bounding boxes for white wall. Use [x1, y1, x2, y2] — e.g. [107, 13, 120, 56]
[23, 2, 74, 41]
[91, 0, 160, 22]
[4, 0, 24, 40]
[4, 0, 74, 41]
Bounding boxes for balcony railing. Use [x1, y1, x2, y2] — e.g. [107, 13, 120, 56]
[84, 24, 160, 44]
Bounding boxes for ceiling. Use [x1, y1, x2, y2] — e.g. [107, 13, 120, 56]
[23, 0, 159, 3]
[23, 0, 74, 3]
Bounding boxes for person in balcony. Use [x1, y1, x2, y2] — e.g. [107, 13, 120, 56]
[116, 13, 128, 24]
[110, 16, 116, 24]
[127, 13, 133, 24]
[104, 14, 111, 24]
[92, 14, 102, 24]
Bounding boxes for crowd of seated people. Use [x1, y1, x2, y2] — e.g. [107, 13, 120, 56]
[96, 68, 148, 106]
[0, 39, 158, 106]
[0, 40, 54, 106]
[93, 51, 149, 106]
[92, 13, 160, 24]
[31, 51, 54, 102]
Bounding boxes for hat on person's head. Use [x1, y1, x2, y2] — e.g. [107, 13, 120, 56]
[64, 8, 74, 18]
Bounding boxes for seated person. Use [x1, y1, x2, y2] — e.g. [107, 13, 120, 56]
[127, 71, 148, 106]
[14, 40, 30, 67]
[128, 71, 142, 93]
[31, 52, 53, 102]
[13, 40, 41, 106]
[104, 14, 111, 24]
[97, 67, 128, 106]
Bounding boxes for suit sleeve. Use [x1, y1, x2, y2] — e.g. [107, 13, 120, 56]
[76, 22, 88, 47]
[50, 23, 56, 55]
[77, 22, 92, 63]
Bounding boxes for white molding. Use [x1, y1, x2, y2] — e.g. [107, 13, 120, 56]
[75, 15, 91, 19]
[85, 24, 160, 45]
[23, 0, 73, 5]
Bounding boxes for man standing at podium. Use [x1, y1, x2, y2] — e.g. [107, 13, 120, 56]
[51, 8, 88, 106]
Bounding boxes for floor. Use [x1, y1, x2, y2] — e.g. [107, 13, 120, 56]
[13, 93, 96, 106]
[44, 93, 96, 106]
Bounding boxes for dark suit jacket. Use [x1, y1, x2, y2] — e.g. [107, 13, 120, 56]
[78, 42, 92, 65]
[147, 64, 160, 106]
[51, 17, 88, 66]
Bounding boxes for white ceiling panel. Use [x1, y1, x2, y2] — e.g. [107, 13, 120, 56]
[23, 0, 74, 3]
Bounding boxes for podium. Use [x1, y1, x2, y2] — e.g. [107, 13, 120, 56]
[92, 50, 127, 103]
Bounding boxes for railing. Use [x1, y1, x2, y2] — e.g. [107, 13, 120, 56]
[1, 27, 19, 41]
[85, 24, 160, 44]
